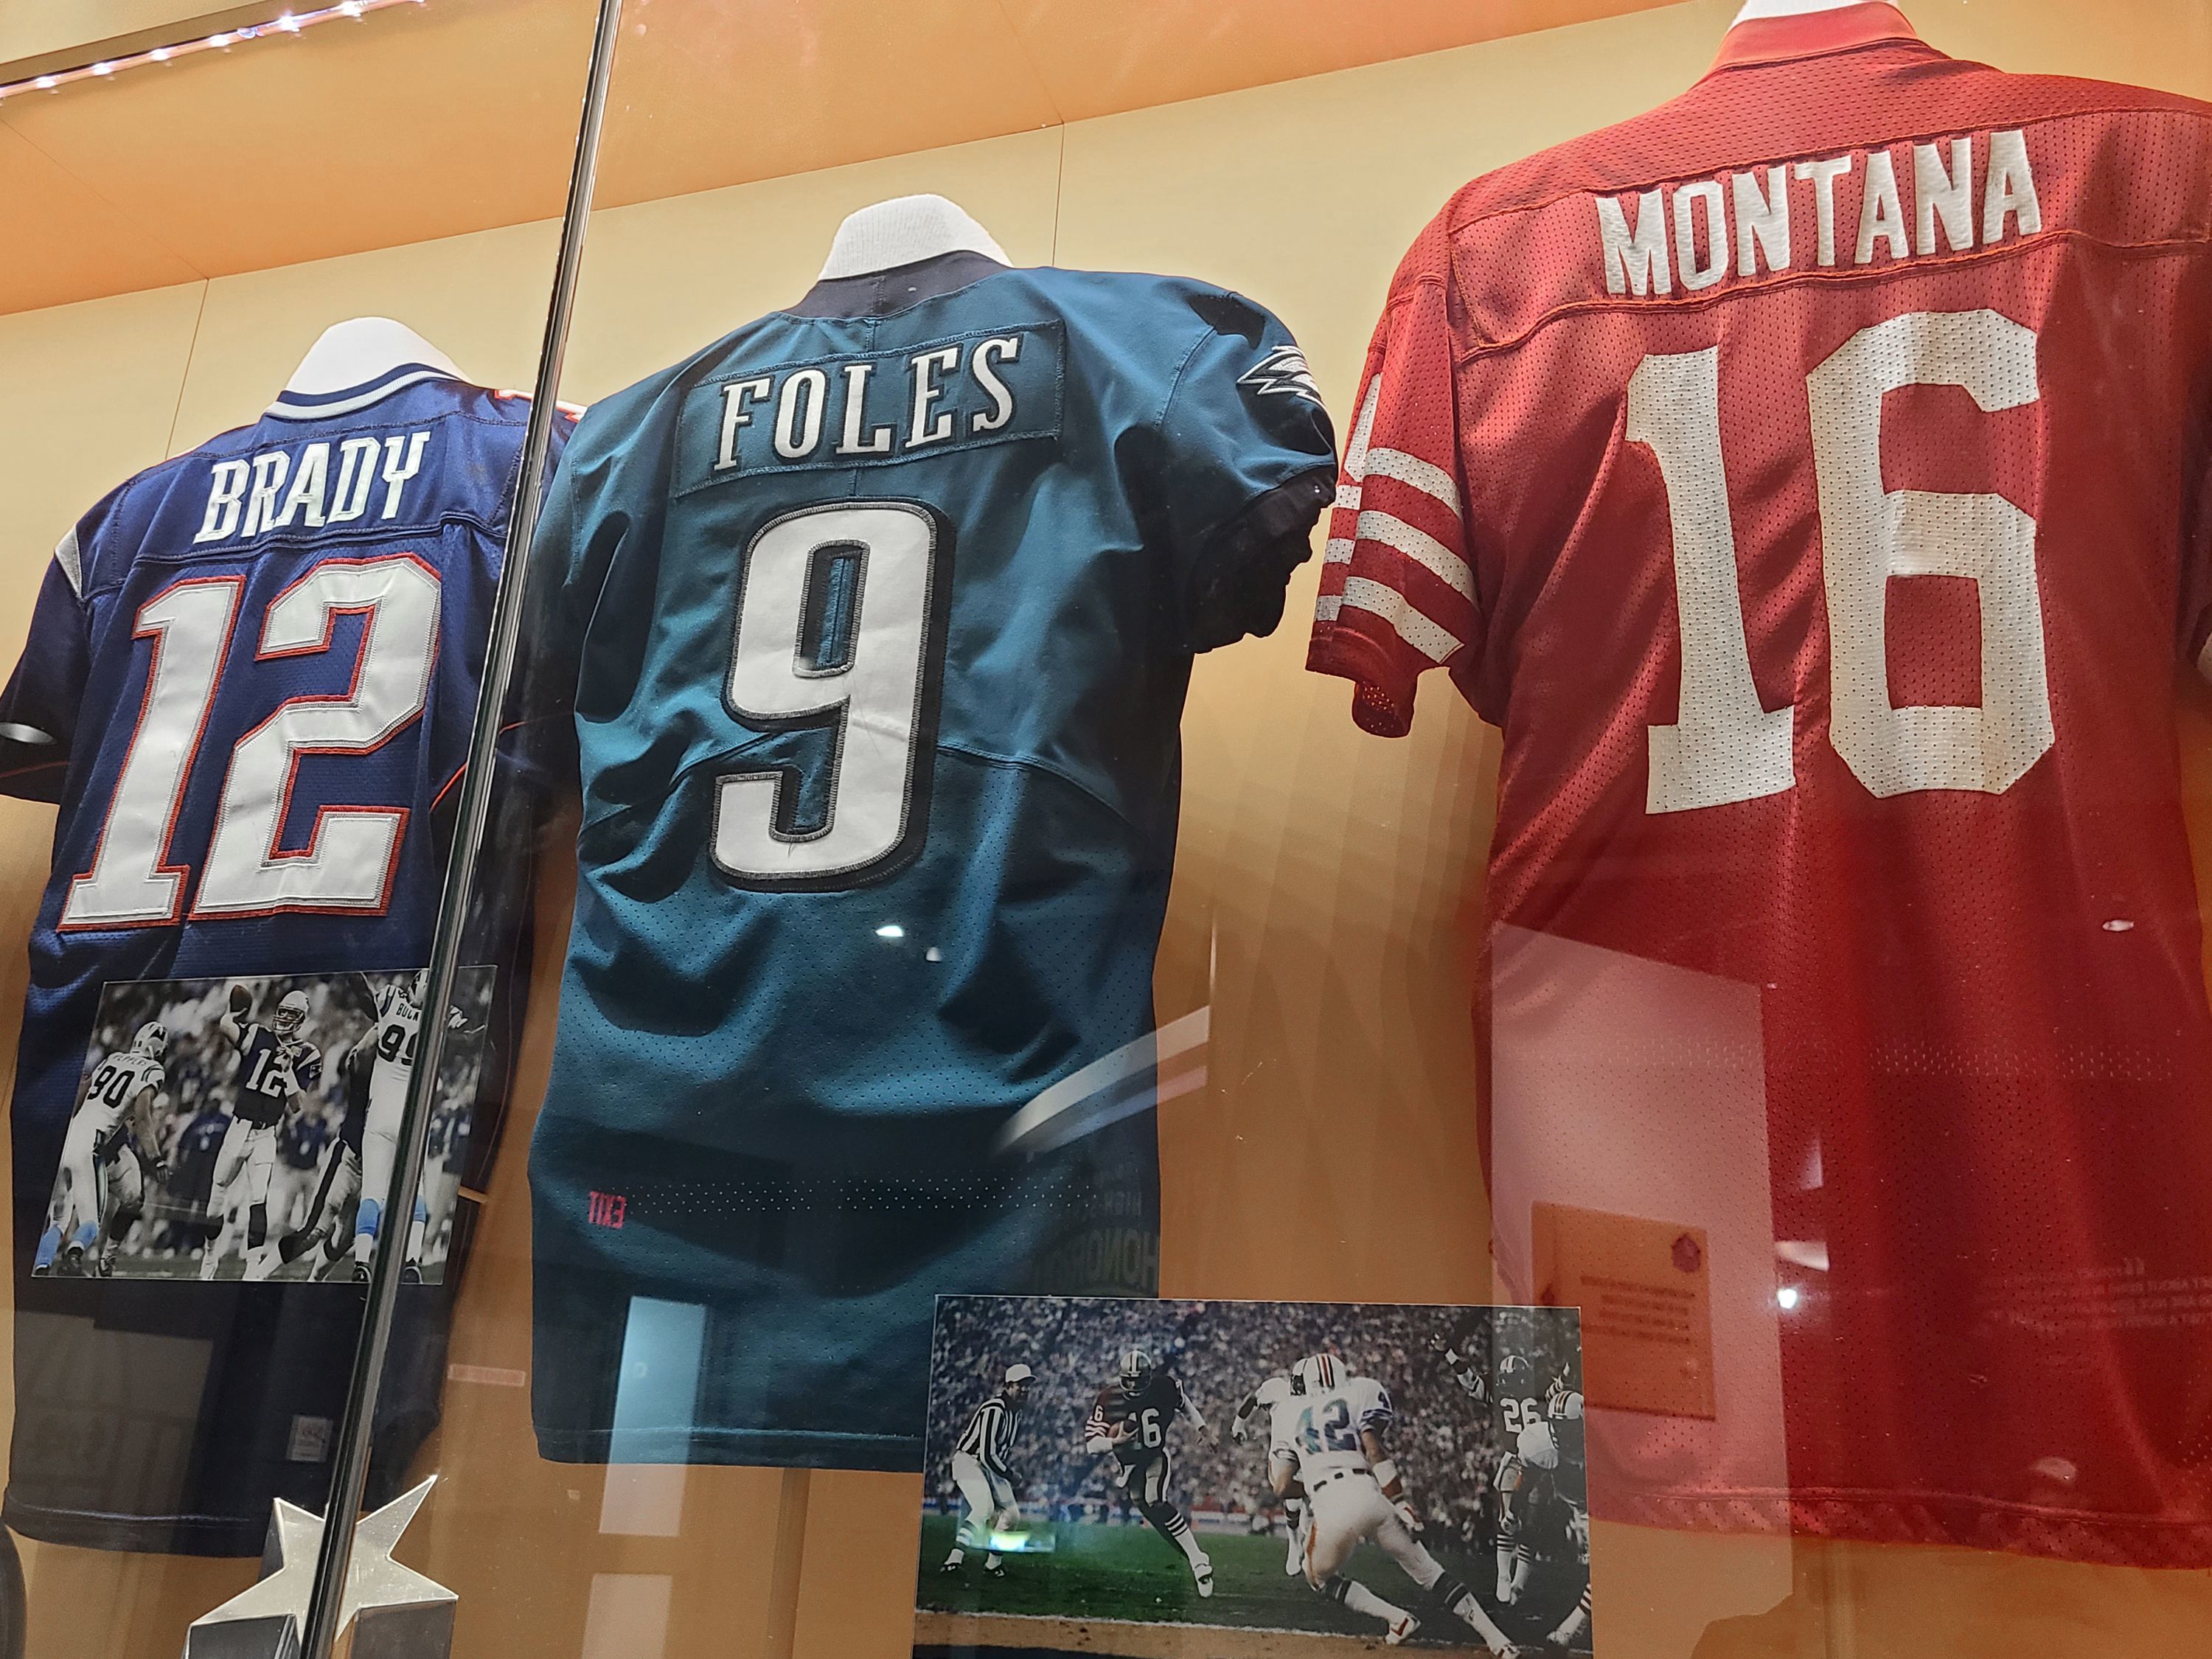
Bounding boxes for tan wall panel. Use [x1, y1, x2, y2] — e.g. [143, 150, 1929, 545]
[1913, 0, 2212, 93]
[1004, 0, 1683, 124]
[588, 0, 1060, 213]
[0, 282, 207, 585]
[563, 129, 1065, 406]
[170, 220, 563, 452]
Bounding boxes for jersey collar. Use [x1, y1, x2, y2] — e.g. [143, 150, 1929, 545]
[788, 249, 1009, 320]
[1708, 2, 1923, 74]
[265, 362, 456, 422]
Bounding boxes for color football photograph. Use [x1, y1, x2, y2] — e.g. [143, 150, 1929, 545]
[915, 1296, 1590, 1658]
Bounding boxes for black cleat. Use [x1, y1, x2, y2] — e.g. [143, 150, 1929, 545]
[982, 1560, 1007, 1579]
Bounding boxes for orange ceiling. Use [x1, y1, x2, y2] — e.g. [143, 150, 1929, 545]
[0, 0, 1677, 316]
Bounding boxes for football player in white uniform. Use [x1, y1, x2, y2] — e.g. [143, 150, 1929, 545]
[1267, 1353, 1514, 1653]
[203, 987, 321, 1282]
[939, 1363, 1032, 1579]
[344, 970, 468, 1278]
[1231, 1370, 1307, 1575]
[35, 1022, 168, 1277]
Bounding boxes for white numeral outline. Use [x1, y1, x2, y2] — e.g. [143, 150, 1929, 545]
[60, 577, 244, 930]
[1629, 348, 1795, 813]
[58, 555, 441, 931]
[1638, 309, 2048, 815]
[195, 555, 442, 919]
[714, 501, 953, 889]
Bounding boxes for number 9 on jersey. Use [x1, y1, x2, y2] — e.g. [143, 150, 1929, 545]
[714, 501, 952, 888]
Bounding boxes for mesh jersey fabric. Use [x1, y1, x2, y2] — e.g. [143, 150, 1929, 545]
[525, 252, 1335, 1470]
[1308, 3, 2212, 1565]
[0, 369, 566, 1554]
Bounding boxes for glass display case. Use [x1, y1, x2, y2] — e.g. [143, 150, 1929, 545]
[4, 1, 2212, 1655]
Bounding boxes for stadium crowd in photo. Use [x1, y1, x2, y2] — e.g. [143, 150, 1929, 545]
[917, 1295, 1590, 1653]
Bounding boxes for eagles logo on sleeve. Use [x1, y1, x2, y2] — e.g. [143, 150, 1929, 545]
[1238, 344, 1326, 407]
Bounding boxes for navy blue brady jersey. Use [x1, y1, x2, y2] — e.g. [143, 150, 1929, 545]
[525, 251, 1335, 1469]
[0, 366, 568, 1553]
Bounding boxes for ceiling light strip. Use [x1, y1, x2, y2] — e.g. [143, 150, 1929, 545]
[0, 0, 424, 103]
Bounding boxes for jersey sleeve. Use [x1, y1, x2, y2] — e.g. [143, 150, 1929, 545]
[1083, 1388, 1119, 1447]
[1306, 229, 1481, 739]
[1133, 294, 1338, 654]
[0, 519, 97, 803]
[1356, 1379, 1394, 1433]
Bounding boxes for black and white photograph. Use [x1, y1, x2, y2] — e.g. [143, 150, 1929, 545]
[916, 1296, 1590, 1658]
[32, 966, 493, 1286]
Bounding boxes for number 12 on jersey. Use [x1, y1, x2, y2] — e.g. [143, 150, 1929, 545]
[61, 555, 441, 931]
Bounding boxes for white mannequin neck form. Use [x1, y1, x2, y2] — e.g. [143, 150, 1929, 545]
[283, 317, 465, 396]
[818, 195, 1011, 281]
[1732, 0, 1880, 22]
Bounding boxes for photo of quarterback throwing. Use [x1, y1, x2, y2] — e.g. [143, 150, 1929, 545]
[916, 1296, 1590, 1658]
[32, 967, 493, 1284]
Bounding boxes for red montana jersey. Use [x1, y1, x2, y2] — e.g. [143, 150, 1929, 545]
[1310, 4, 2212, 1566]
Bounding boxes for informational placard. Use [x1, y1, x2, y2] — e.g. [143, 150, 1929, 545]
[914, 1295, 1593, 1658]
[1531, 1200, 1717, 1420]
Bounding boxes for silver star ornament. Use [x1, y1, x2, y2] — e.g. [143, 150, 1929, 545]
[185, 1476, 455, 1658]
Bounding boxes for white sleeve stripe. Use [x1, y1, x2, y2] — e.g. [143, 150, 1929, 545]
[1313, 594, 1342, 622]
[1324, 537, 1355, 566]
[1342, 378, 1382, 479]
[54, 527, 83, 599]
[1364, 448, 1461, 517]
[1334, 483, 1363, 512]
[1355, 509, 1474, 602]
[1340, 577, 1461, 663]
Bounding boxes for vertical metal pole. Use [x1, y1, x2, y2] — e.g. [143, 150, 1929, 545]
[296, 0, 625, 1649]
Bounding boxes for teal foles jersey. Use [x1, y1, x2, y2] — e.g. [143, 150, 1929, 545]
[526, 254, 1335, 1468]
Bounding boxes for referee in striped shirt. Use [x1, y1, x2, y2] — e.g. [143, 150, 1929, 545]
[939, 1363, 1033, 1579]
